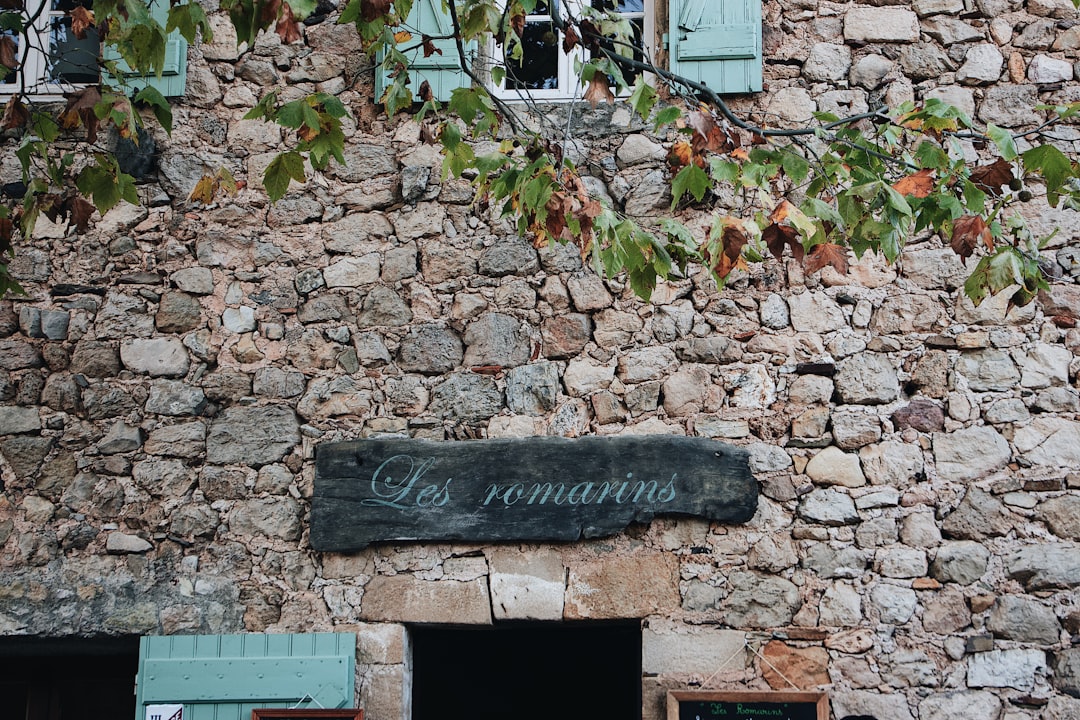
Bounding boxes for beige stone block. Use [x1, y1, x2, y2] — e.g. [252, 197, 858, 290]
[360, 575, 492, 624]
[489, 548, 564, 621]
[356, 622, 406, 665]
[361, 664, 407, 720]
[643, 620, 746, 675]
[565, 553, 679, 619]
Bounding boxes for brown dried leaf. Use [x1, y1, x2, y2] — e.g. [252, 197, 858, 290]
[189, 175, 217, 205]
[1, 95, 29, 131]
[60, 86, 102, 143]
[420, 120, 439, 144]
[276, 4, 303, 43]
[721, 219, 748, 263]
[562, 25, 580, 53]
[666, 141, 693, 171]
[510, 12, 525, 39]
[582, 72, 613, 109]
[69, 5, 95, 39]
[360, 0, 390, 22]
[578, 19, 600, 51]
[892, 168, 934, 199]
[950, 214, 993, 261]
[688, 109, 736, 154]
[0, 216, 12, 255]
[39, 193, 63, 223]
[418, 80, 433, 103]
[68, 196, 96, 233]
[573, 197, 603, 260]
[0, 35, 17, 71]
[421, 36, 441, 57]
[769, 199, 795, 225]
[762, 222, 803, 263]
[543, 190, 573, 244]
[705, 218, 749, 281]
[805, 243, 849, 276]
[970, 158, 1013, 196]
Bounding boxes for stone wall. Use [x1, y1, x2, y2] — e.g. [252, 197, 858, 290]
[2, 1, 1080, 719]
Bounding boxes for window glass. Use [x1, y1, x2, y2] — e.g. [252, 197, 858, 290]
[506, 1, 561, 91]
[591, 0, 644, 86]
[48, 0, 99, 84]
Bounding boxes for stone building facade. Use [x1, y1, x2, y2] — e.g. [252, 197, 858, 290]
[2, 0, 1080, 718]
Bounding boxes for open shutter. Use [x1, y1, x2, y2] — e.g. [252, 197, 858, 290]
[668, 0, 762, 94]
[375, 0, 473, 103]
[134, 633, 356, 720]
[102, 0, 188, 97]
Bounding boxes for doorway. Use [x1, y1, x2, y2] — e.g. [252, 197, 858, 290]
[0, 636, 139, 720]
[410, 621, 641, 720]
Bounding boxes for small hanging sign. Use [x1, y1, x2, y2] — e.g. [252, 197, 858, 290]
[667, 691, 829, 720]
[312, 435, 758, 550]
[146, 704, 183, 720]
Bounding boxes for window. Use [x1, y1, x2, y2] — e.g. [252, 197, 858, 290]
[1, 0, 100, 98]
[380, 0, 763, 104]
[493, 0, 655, 101]
[1, 0, 187, 99]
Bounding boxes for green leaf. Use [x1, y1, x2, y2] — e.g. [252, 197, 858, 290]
[75, 156, 137, 214]
[263, 151, 307, 201]
[964, 249, 1023, 306]
[277, 99, 321, 130]
[654, 106, 681, 130]
[628, 78, 657, 121]
[780, 152, 809, 185]
[0, 11, 24, 32]
[670, 164, 709, 209]
[1022, 144, 1074, 206]
[521, 174, 553, 212]
[986, 124, 1018, 162]
[134, 86, 173, 134]
[961, 179, 988, 215]
[286, 0, 318, 20]
[709, 158, 740, 184]
[168, 2, 212, 44]
[914, 140, 949, 170]
[244, 91, 279, 121]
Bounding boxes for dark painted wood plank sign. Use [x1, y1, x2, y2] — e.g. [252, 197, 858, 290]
[311, 436, 757, 551]
[668, 691, 829, 720]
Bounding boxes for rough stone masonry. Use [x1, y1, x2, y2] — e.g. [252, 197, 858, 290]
[2, 0, 1080, 719]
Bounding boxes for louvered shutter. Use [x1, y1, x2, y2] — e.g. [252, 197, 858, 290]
[102, 0, 187, 97]
[375, 0, 473, 103]
[134, 633, 357, 720]
[669, 0, 762, 94]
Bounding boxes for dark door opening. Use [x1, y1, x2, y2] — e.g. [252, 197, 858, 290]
[411, 621, 641, 720]
[0, 636, 139, 720]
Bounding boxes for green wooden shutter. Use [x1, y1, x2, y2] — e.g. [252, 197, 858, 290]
[102, 0, 188, 97]
[669, 0, 762, 94]
[134, 633, 357, 720]
[375, 0, 473, 103]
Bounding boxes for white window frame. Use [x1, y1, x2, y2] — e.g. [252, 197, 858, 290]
[2, 0, 100, 101]
[491, 0, 656, 102]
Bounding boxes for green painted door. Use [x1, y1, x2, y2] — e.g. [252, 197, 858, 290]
[134, 633, 356, 720]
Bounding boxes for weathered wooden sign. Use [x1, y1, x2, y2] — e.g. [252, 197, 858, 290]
[311, 436, 757, 551]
